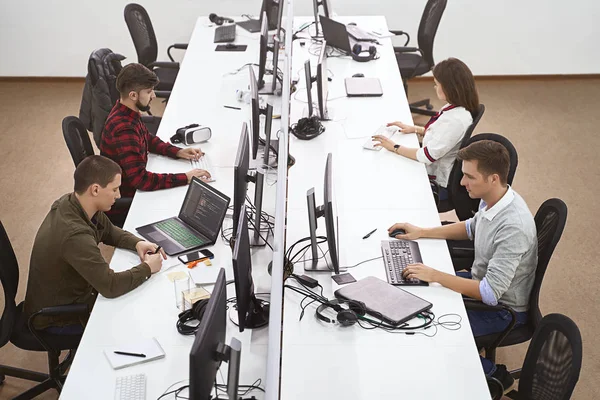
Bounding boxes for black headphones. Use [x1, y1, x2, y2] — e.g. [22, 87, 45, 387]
[290, 116, 325, 140]
[351, 43, 377, 63]
[176, 298, 210, 335]
[209, 13, 235, 26]
[316, 299, 367, 327]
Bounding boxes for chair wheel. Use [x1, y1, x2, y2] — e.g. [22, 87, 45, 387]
[426, 104, 434, 110]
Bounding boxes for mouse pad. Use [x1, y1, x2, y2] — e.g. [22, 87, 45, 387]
[215, 44, 247, 52]
[332, 273, 357, 285]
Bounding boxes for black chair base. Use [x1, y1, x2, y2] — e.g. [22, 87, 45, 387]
[0, 365, 65, 400]
[410, 98, 437, 116]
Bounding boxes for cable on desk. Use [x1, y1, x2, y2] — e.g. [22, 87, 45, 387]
[342, 255, 383, 269]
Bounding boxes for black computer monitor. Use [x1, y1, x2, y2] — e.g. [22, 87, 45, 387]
[312, 0, 333, 35]
[261, 0, 282, 31]
[305, 153, 339, 274]
[232, 205, 270, 332]
[189, 269, 241, 400]
[316, 40, 329, 120]
[232, 123, 250, 239]
[257, 11, 282, 95]
[249, 65, 262, 160]
[257, 13, 269, 89]
[304, 59, 314, 117]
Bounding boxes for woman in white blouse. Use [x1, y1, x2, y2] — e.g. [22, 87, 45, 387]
[373, 58, 479, 201]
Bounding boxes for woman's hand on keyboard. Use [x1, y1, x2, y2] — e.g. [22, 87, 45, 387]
[186, 169, 212, 183]
[176, 147, 204, 160]
[386, 121, 416, 133]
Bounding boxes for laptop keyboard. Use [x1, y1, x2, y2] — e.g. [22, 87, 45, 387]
[214, 24, 236, 43]
[381, 240, 426, 285]
[155, 219, 205, 249]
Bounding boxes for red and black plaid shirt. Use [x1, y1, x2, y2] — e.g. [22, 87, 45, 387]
[100, 102, 188, 198]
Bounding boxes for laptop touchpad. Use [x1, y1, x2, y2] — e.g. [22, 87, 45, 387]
[147, 231, 167, 242]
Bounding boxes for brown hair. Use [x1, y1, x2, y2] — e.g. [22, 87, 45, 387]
[432, 58, 479, 115]
[458, 140, 510, 185]
[116, 63, 159, 97]
[74, 155, 122, 194]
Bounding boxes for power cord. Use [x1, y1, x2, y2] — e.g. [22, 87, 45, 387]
[290, 116, 325, 140]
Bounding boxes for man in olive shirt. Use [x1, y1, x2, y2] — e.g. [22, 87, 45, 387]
[23, 155, 165, 334]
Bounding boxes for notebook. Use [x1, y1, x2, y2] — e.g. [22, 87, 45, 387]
[189, 264, 222, 286]
[104, 337, 166, 370]
[334, 276, 432, 326]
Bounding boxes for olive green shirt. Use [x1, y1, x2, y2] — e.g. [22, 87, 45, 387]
[23, 193, 151, 329]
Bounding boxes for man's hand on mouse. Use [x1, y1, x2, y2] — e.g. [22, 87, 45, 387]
[387, 222, 423, 240]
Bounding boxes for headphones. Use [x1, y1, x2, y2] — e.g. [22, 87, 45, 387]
[315, 299, 367, 327]
[351, 43, 377, 63]
[209, 13, 235, 26]
[176, 298, 210, 335]
[290, 116, 325, 140]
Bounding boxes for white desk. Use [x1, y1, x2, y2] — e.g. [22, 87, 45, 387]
[60, 15, 287, 399]
[279, 16, 490, 399]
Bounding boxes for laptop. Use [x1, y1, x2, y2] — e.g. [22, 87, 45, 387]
[335, 276, 433, 326]
[319, 15, 352, 53]
[346, 24, 378, 43]
[345, 77, 383, 97]
[136, 177, 231, 256]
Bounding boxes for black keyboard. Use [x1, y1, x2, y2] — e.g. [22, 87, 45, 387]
[381, 240, 428, 286]
[214, 24, 236, 43]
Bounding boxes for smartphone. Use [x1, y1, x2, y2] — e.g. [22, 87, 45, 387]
[178, 249, 215, 264]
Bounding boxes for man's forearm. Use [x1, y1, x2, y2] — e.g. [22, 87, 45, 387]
[421, 221, 470, 241]
[434, 270, 481, 300]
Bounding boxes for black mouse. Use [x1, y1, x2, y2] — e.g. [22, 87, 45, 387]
[352, 73, 365, 78]
[389, 228, 406, 237]
[225, 43, 237, 49]
[348, 22, 357, 26]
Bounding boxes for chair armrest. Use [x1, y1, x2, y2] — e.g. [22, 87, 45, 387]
[464, 299, 518, 349]
[389, 30, 410, 46]
[393, 46, 421, 54]
[34, 304, 89, 317]
[451, 247, 475, 258]
[154, 90, 171, 99]
[167, 43, 188, 62]
[148, 61, 180, 69]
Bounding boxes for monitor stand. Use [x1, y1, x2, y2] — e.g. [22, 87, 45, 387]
[302, 105, 334, 121]
[228, 297, 270, 329]
[302, 250, 332, 272]
[258, 75, 282, 96]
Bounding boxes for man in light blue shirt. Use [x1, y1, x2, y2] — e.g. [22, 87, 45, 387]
[389, 140, 537, 394]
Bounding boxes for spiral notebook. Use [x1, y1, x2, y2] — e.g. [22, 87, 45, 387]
[104, 337, 165, 370]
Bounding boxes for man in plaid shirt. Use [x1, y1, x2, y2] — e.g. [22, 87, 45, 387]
[100, 64, 210, 223]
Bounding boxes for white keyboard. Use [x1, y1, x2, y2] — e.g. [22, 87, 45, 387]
[114, 373, 146, 400]
[190, 156, 216, 182]
[362, 125, 399, 150]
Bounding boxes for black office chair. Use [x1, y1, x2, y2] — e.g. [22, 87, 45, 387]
[62, 116, 133, 228]
[435, 103, 485, 210]
[124, 3, 187, 93]
[465, 198, 568, 365]
[488, 313, 582, 400]
[392, 0, 447, 117]
[0, 221, 88, 400]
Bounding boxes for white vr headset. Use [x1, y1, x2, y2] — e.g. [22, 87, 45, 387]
[170, 124, 212, 145]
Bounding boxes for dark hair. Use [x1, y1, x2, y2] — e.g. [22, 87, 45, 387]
[116, 63, 159, 97]
[432, 58, 479, 116]
[458, 140, 510, 185]
[74, 155, 122, 194]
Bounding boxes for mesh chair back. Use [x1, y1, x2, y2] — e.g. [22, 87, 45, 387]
[450, 133, 518, 221]
[62, 116, 95, 167]
[124, 3, 158, 67]
[519, 313, 582, 400]
[417, 0, 447, 68]
[0, 221, 19, 347]
[528, 199, 568, 329]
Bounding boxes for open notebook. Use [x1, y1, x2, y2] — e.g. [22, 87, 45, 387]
[104, 337, 165, 370]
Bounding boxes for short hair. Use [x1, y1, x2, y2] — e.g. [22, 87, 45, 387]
[458, 140, 510, 185]
[432, 58, 479, 116]
[74, 155, 122, 194]
[116, 63, 159, 97]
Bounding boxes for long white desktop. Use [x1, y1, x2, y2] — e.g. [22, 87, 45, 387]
[279, 16, 490, 399]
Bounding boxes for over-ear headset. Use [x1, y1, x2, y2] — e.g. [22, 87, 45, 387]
[316, 299, 367, 327]
[209, 13, 235, 26]
[351, 43, 377, 63]
[176, 298, 210, 335]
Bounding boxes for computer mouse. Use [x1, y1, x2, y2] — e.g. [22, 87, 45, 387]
[225, 43, 237, 49]
[389, 228, 406, 237]
[348, 22, 357, 26]
[352, 73, 365, 78]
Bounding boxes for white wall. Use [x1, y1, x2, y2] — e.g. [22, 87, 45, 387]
[1, 0, 598, 77]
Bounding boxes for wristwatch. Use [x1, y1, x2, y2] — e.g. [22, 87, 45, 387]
[393, 144, 400, 153]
